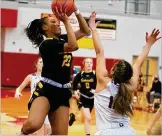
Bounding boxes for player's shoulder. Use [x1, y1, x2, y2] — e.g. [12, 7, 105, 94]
[39, 37, 58, 47]
[30, 73, 37, 80]
[26, 73, 33, 78]
[81, 70, 95, 75]
[92, 70, 96, 74]
[43, 38, 56, 44]
[25, 74, 33, 82]
[38, 38, 51, 49]
[81, 71, 84, 75]
[90, 70, 96, 76]
[31, 73, 36, 76]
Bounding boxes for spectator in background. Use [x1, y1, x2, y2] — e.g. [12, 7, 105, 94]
[146, 75, 161, 110]
[134, 73, 145, 105]
[137, 73, 145, 92]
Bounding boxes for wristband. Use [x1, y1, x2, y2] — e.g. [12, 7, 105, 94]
[74, 9, 80, 15]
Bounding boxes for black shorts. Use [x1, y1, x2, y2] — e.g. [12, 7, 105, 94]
[79, 96, 94, 112]
[28, 81, 72, 112]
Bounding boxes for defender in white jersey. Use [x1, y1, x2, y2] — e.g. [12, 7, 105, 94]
[14, 57, 51, 135]
[88, 11, 161, 135]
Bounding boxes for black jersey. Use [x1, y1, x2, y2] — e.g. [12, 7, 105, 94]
[39, 34, 72, 84]
[73, 71, 96, 97]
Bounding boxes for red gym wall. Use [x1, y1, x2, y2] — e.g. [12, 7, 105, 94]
[1, 52, 119, 87]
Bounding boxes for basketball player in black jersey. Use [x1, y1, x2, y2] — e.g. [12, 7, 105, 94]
[69, 58, 96, 136]
[21, 5, 91, 135]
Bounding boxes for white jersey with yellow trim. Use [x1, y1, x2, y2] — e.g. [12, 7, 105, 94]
[30, 73, 42, 96]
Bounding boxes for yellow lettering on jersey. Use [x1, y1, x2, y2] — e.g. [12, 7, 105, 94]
[81, 78, 94, 82]
[38, 82, 43, 88]
[85, 82, 90, 89]
[34, 91, 39, 96]
[62, 55, 71, 67]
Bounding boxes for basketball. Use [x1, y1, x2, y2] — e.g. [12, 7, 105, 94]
[51, 0, 75, 17]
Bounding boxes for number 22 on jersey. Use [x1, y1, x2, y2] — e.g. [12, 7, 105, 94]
[62, 55, 72, 67]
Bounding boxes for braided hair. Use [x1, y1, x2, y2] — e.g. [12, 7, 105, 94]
[25, 17, 47, 48]
[111, 60, 133, 116]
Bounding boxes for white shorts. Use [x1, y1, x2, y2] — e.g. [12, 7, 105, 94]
[44, 115, 50, 125]
[95, 126, 136, 135]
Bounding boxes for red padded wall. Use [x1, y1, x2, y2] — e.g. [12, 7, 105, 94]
[1, 52, 119, 87]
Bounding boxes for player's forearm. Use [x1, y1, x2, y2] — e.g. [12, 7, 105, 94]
[64, 20, 78, 49]
[132, 44, 151, 89]
[148, 109, 161, 129]
[75, 11, 91, 35]
[92, 30, 104, 55]
[16, 87, 22, 93]
[135, 43, 151, 68]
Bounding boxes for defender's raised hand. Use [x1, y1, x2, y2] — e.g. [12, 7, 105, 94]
[88, 11, 100, 31]
[146, 29, 161, 46]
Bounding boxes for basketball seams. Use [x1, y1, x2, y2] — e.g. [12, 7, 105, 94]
[52, 0, 74, 17]
[65, 0, 74, 16]
[67, 3, 75, 16]
[52, 0, 57, 14]
[62, 0, 68, 12]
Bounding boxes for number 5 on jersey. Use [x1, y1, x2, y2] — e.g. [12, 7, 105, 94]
[62, 55, 71, 67]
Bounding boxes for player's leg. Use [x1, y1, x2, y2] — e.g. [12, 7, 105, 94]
[21, 96, 50, 134]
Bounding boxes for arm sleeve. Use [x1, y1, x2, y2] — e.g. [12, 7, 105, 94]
[72, 73, 81, 91]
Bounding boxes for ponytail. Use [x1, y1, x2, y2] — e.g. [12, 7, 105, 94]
[25, 18, 47, 48]
[113, 82, 133, 116]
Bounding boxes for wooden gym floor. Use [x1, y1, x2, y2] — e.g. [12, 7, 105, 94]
[1, 88, 161, 135]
